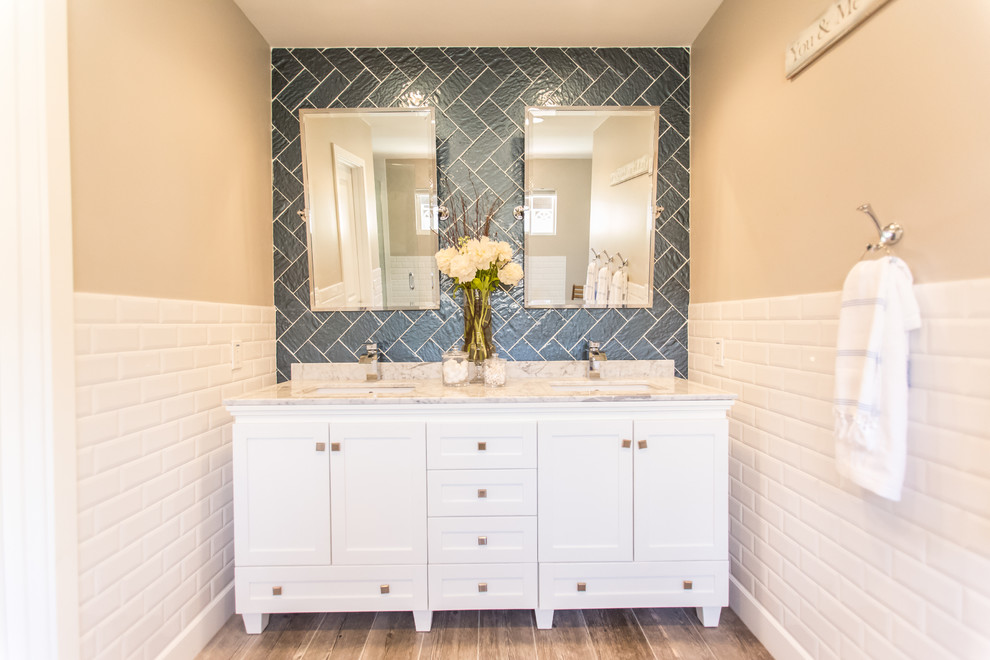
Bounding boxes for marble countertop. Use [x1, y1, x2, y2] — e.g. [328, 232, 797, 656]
[226, 361, 735, 407]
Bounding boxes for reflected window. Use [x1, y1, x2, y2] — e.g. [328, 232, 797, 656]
[415, 190, 437, 234]
[527, 191, 557, 236]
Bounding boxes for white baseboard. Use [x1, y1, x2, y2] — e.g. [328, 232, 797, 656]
[155, 583, 235, 660]
[730, 576, 813, 660]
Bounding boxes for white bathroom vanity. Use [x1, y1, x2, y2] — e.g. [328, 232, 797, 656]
[225, 361, 735, 634]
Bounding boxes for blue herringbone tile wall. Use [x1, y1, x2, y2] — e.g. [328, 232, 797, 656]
[272, 47, 690, 382]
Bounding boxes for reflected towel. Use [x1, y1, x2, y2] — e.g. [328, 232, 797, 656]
[595, 266, 610, 306]
[609, 269, 628, 307]
[584, 261, 598, 302]
[833, 257, 920, 500]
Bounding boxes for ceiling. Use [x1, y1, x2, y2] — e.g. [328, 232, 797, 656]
[527, 109, 652, 158]
[232, 0, 724, 48]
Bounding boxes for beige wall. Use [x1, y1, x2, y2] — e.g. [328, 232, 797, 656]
[68, 0, 272, 306]
[528, 158, 593, 291]
[691, 0, 990, 302]
[383, 158, 434, 257]
[589, 115, 655, 287]
[303, 116, 377, 291]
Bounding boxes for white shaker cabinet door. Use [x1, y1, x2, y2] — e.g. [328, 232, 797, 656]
[329, 422, 427, 565]
[233, 423, 331, 567]
[537, 420, 633, 562]
[633, 419, 728, 561]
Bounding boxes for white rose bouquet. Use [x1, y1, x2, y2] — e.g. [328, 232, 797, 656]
[435, 236, 523, 363]
[435, 236, 523, 288]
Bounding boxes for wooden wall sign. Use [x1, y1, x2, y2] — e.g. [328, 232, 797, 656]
[786, 0, 894, 78]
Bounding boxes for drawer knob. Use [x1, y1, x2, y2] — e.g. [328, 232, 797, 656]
[380, 584, 390, 594]
[478, 582, 488, 593]
[331, 442, 341, 452]
[315, 442, 326, 452]
[622, 439, 631, 448]
[577, 582, 587, 592]
[477, 488, 487, 499]
[478, 536, 488, 546]
[683, 580, 693, 590]
[477, 441, 487, 451]
[272, 586, 282, 596]
[638, 439, 648, 449]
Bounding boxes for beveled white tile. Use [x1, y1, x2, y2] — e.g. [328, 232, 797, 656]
[800, 291, 841, 320]
[769, 296, 802, 320]
[192, 302, 221, 324]
[159, 299, 195, 323]
[743, 298, 770, 320]
[116, 296, 160, 323]
[76, 354, 119, 386]
[74, 293, 117, 323]
[966, 279, 990, 318]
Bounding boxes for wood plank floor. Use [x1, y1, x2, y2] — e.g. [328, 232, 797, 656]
[197, 608, 773, 659]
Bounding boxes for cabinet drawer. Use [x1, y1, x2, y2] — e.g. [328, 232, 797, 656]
[538, 561, 728, 610]
[427, 422, 536, 469]
[235, 565, 427, 614]
[428, 516, 537, 564]
[429, 563, 537, 611]
[428, 469, 537, 517]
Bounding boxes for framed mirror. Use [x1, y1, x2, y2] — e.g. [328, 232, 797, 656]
[300, 108, 439, 311]
[523, 106, 660, 309]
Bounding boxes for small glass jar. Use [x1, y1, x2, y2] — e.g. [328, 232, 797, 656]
[482, 354, 507, 388]
[441, 350, 471, 387]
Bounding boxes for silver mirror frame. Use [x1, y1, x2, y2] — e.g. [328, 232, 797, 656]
[299, 107, 440, 312]
[522, 105, 661, 310]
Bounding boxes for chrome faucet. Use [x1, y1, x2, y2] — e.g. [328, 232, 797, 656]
[359, 343, 380, 381]
[587, 341, 607, 379]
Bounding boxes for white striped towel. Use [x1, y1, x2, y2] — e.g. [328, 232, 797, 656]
[833, 256, 920, 500]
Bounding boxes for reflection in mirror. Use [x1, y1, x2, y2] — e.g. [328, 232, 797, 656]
[300, 108, 439, 311]
[524, 106, 659, 309]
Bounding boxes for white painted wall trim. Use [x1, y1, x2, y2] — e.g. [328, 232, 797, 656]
[155, 584, 235, 660]
[0, 0, 79, 658]
[730, 576, 813, 660]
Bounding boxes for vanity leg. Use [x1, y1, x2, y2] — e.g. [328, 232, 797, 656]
[412, 610, 433, 632]
[242, 612, 269, 634]
[696, 606, 722, 627]
[534, 609, 554, 630]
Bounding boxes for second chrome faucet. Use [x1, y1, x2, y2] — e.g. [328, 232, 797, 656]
[587, 340, 607, 379]
[359, 342, 380, 381]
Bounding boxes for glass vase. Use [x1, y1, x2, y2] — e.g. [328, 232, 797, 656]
[462, 287, 494, 369]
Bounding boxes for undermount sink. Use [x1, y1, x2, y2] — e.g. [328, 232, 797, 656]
[549, 381, 653, 393]
[311, 384, 416, 395]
